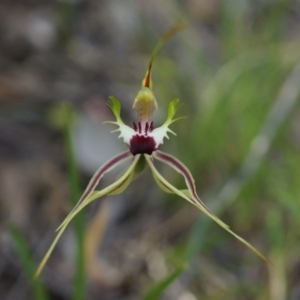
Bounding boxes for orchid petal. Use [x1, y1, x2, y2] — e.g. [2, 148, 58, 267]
[164, 99, 186, 125]
[34, 153, 141, 279]
[150, 99, 185, 147]
[104, 96, 136, 145]
[106, 95, 122, 123]
[145, 154, 271, 265]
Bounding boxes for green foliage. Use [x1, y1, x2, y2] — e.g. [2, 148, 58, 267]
[61, 103, 86, 300]
[46, 103, 86, 299]
[150, 1, 300, 298]
[9, 2, 300, 298]
[9, 226, 49, 300]
[142, 265, 186, 300]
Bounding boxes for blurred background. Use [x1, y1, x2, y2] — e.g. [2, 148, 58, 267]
[1, 0, 300, 299]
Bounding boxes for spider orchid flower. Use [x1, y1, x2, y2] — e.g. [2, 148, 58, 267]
[35, 23, 270, 279]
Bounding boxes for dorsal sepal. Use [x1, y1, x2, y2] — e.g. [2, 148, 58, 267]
[133, 21, 186, 124]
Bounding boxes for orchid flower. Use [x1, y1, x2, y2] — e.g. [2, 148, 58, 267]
[35, 23, 270, 279]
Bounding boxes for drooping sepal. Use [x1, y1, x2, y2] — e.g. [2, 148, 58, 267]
[34, 152, 141, 279]
[140, 20, 186, 90]
[132, 21, 185, 127]
[145, 153, 272, 265]
[56, 151, 132, 231]
[154, 150, 218, 218]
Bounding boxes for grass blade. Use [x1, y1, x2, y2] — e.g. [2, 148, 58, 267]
[142, 265, 186, 300]
[9, 225, 49, 300]
[62, 103, 85, 300]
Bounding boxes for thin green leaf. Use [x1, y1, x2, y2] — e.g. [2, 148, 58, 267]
[142, 265, 186, 300]
[9, 225, 49, 300]
[62, 102, 85, 300]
